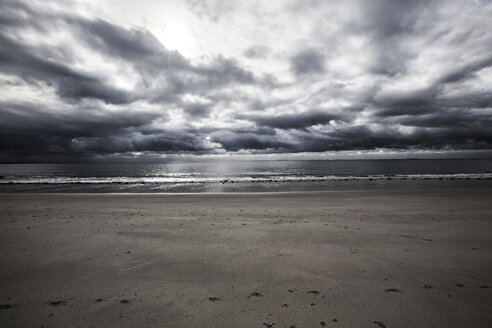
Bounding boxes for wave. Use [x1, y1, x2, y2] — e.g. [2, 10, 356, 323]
[1, 173, 492, 185]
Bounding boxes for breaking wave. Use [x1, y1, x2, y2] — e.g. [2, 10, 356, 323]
[2, 173, 492, 185]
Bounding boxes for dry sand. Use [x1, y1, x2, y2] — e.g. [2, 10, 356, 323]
[0, 190, 491, 328]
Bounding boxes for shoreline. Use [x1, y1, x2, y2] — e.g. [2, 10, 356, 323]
[2, 179, 492, 193]
[1, 187, 492, 195]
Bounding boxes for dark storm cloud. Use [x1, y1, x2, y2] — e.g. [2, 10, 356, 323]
[0, 1, 258, 106]
[396, 109, 492, 129]
[0, 100, 159, 153]
[210, 130, 292, 152]
[240, 110, 346, 129]
[194, 57, 255, 86]
[0, 100, 211, 161]
[351, 0, 492, 82]
[0, 0, 48, 30]
[356, 0, 429, 76]
[1, 0, 492, 161]
[440, 91, 492, 109]
[212, 123, 492, 154]
[0, 0, 267, 161]
[371, 87, 438, 117]
[290, 48, 325, 76]
[71, 132, 209, 153]
[72, 18, 257, 100]
[0, 101, 158, 135]
[208, 126, 387, 153]
[371, 84, 492, 122]
[180, 102, 214, 117]
[0, 2, 132, 105]
[71, 14, 258, 90]
[297, 125, 492, 152]
[0, 33, 132, 104]
[73, 18, 183, 64]
[357, 0, 428, 38]
[437, 55, 492, 84]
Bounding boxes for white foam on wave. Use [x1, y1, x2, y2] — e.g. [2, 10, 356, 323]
[1, 173, 492, 184]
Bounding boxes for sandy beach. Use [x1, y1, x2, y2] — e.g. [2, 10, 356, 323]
[0, 190, 491, 328]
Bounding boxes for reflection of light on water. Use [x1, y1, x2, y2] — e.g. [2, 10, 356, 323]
[2, 173, 492, 185]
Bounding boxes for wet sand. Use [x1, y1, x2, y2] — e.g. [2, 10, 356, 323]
[0, 190, 491, 327]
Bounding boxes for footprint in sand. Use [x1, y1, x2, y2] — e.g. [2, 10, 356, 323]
[384, 288, 401, 293]
[248, 291, 263, 298]
[307, 290, 320, 295]
[0, 304, 16, 310]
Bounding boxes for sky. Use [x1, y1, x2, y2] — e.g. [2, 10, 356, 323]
[1, 0, 492, 162]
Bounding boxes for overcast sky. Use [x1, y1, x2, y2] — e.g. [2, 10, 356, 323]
[1, 0, 492, 162]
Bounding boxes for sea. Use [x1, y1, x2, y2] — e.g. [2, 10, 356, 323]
[0, 159, 491, 193]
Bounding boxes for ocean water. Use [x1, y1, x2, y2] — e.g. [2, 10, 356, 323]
[0, 159, 491, 193]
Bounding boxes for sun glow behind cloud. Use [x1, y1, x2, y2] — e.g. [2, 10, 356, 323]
[0, 0, 492, 162]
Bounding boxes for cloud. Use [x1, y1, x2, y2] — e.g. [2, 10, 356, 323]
[290, 48, 325, 76]
[372, 87, 439, 117]
[71, 132, 210, 153]
[184, 0, 237, 22]
[193, 56, 255, 86]
[0, 2, 258, 104]
[0, 100, 159, 155]
[244, 46, 270, 59]
[437, 56, 492, 84]
[239, 110, 347, 129]
[1, 0, 492, 161]
[72, 18, 182, 65]
[0, 33, 133, 104]
[210, 130, 292, 152]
